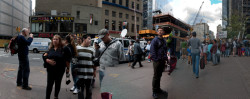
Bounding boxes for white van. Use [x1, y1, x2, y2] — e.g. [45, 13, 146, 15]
[29, 38, 51, 53]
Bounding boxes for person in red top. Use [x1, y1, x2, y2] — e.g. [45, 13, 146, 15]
[221, 41, 226, 57]
[210, 40, 218, 65]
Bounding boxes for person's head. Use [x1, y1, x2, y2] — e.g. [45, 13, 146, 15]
[136, 39, 140, 43]
[130, 41, 134, 45]
[213, 39, 217, 44]
[82, 35, 91, 47]
[49, 35, 63, 49]
[147, 41, 151, 44]
[157, 27, 165, 36]
[21, 28, 29, 36]
[192, 32, 196, 37]
[77, 37, 82, 45]
[98, 29, 111, 43]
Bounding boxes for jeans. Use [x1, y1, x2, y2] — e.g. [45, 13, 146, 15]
[212, 53, 218, 65]
[191, 53, 200, 77]
[207, 52, 211, 62]
[152, 60, 165, 93]
[17, 55, 30, 87]
[225, 49, 230, 57]
[128, 55, 134, 62]
[99, 70, 105, 87]
[146, 51, 151, 62]
[132, 54, 142, 67]
[246, 47, 250, 56]
[71, 63, 79, 89]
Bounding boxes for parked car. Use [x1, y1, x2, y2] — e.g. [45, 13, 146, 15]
[29, 38, 51, 53]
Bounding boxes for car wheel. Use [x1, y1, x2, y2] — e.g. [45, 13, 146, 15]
[33, 49, 39, 53]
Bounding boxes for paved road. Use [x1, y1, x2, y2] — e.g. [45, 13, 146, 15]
[1, 48, 250, 99]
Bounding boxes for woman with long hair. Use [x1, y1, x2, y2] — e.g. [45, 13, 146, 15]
[64, 35, 79, 94]
[43, 35, 70, 99]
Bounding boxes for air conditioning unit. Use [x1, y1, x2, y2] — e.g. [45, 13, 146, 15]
[51, 10, 57, 15]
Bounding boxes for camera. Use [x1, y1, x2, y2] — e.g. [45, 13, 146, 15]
[66, 73, 71, 85]
[66, 80, 71, 85]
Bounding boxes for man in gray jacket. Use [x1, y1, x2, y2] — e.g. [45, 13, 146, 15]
[97, 29, 126, 87]
[131, 39, 143, 69]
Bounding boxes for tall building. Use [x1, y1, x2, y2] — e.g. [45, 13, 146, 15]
[222, 0, 229, 29]
[33, 0, 143, 38]
[33, 0, 103, 38]
[193, 23, 209, 42]
[102, 0, 143, 38]
[0, 0, 32, 36]
[143, 0, 153, 30]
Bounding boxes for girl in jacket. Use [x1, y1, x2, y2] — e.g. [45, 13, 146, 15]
[43, 35, 70, 99]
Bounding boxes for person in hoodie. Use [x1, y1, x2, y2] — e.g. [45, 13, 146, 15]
[97, 29, 126, 87]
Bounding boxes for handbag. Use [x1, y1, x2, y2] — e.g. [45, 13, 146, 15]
[93, 40, 117, 66]
[66, 46, 78, 65]
[42, 53, 48, 68]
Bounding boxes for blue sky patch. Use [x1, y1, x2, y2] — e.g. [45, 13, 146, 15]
[210, 0, 222, 5]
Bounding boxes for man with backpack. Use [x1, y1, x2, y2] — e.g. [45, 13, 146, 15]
[16, 28, 33, 90]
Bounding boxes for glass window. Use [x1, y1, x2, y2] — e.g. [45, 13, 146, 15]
[137, 17, 139, 22]
[60, 22, 73, 32]
[126, 0, 129, 7]
[126, 14, 129, 19]
[31, 23, 43, 32]
[119, 13, 122, 18]
[119, 0, 122, 5]
[132, 16, 135, 20]
[119, 21, 122, 31]
[105, 19, 109, 30]
[112, 0, 116, 3]
[95, 21, 98, 25]
[126, 23, 129, 31]
[112, 11, 116, 17]
[137, 4, 139, 10]
[124, 40, 129, 47]
[132, 2, 134, 9]
[105, 10, 109, 16]
[137, 25, 139, 32]
[77, 11, 80, 19]
[45, 23, 58, 32]
[112, 20, 116, 30]
[132, 24, 135, 32]
[75, 23, 87, 33]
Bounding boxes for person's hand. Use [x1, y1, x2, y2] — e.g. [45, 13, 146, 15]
[93, 70, 96, 78]
[43, 53, 48, 56]
[29, 33, 33, 38]
[46, 59, 56, 66]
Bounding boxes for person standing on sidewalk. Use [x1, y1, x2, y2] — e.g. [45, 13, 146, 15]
[64, 35, 79, 94]
[43, 35, 70, 99]
[202, 41, 208, 65]
[131, 39, 143, 69]
[225, 40, 230, 57]
[188, 32, 202, 78]
[97, 29, 126, 87]
[76, 35, 96, 99]
[210, 40, 218, 65]
[233, 39, 237, 57]
[127, 41, 134, 66]
[16, 28, 33, 90]
[221, 41, 226, 57]
[150, 27, 168, 99]
[145, 41, 151, 63]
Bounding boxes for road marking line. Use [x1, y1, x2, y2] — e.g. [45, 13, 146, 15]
[109, 74, 119, 78]
[32, 58, 40, 60]
[4, 68, 16, 71]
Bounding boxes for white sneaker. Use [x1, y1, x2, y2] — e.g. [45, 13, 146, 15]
[73, 88, 79, 94]
[70, 86, 75, 91]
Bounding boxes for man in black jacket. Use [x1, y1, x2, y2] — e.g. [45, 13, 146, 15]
[16, 28, 33, 90]
[131, 39, 143, 69]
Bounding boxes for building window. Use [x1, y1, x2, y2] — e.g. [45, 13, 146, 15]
[137, 17, 139, 22]
[105, 19, 109, 30]
[132, 2, 134, 9]
[45, 23, 58, 32]
[137, 4, 139, 10]
[95, 21, 98, 25]
[75, 23, 87, 33]
[112, 11, 116, 17]
[112, 20, 116, 30]
[127, 23, 129, 31]
[105, 10, 109, 16]
[137, 25, 139, 32]
[132, 16, 135, 20]
[119, 0, 122, 5]
[31, 23, 43, 32]
[112, 0, 116, 3]
[60, 23, 73, 32]
[77, 11, 80, 19]
[119, 13, 122, 18]
[126, 14, 129, 19]
[126, 0, 129, 7]
[119, 21, 122, 31]
[131, 24, 135, 32]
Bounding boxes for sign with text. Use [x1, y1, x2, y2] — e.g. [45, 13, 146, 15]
[31, 16, 74, 23]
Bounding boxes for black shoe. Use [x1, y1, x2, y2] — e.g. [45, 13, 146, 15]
[17, 84, 22, 87]
[140, 65, 143, 67]
[152, 93, 158, 99]
[131, 66, 135, 69]
[196, 76, 199, 79]
[22, 86, 32, 90]
[158, 89, 168, 94]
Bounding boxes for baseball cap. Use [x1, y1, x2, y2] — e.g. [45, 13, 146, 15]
[98, 29, 109, 39]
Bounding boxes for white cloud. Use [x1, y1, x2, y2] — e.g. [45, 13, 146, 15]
[161, 0, 222, 36]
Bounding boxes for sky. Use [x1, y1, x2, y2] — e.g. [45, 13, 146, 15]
[158, 0, 222, 35]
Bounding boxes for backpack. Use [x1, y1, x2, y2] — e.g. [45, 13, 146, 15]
[8, 36, 19, 56]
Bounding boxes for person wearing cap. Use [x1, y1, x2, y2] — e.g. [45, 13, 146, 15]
[97, 29, 126, 87]
[188, 31, 202, 78]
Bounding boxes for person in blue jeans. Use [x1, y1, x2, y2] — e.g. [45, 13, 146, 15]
[17, 28, 33, 90]
[207, 41, 213, 62]
[188, 32, 202, 78]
